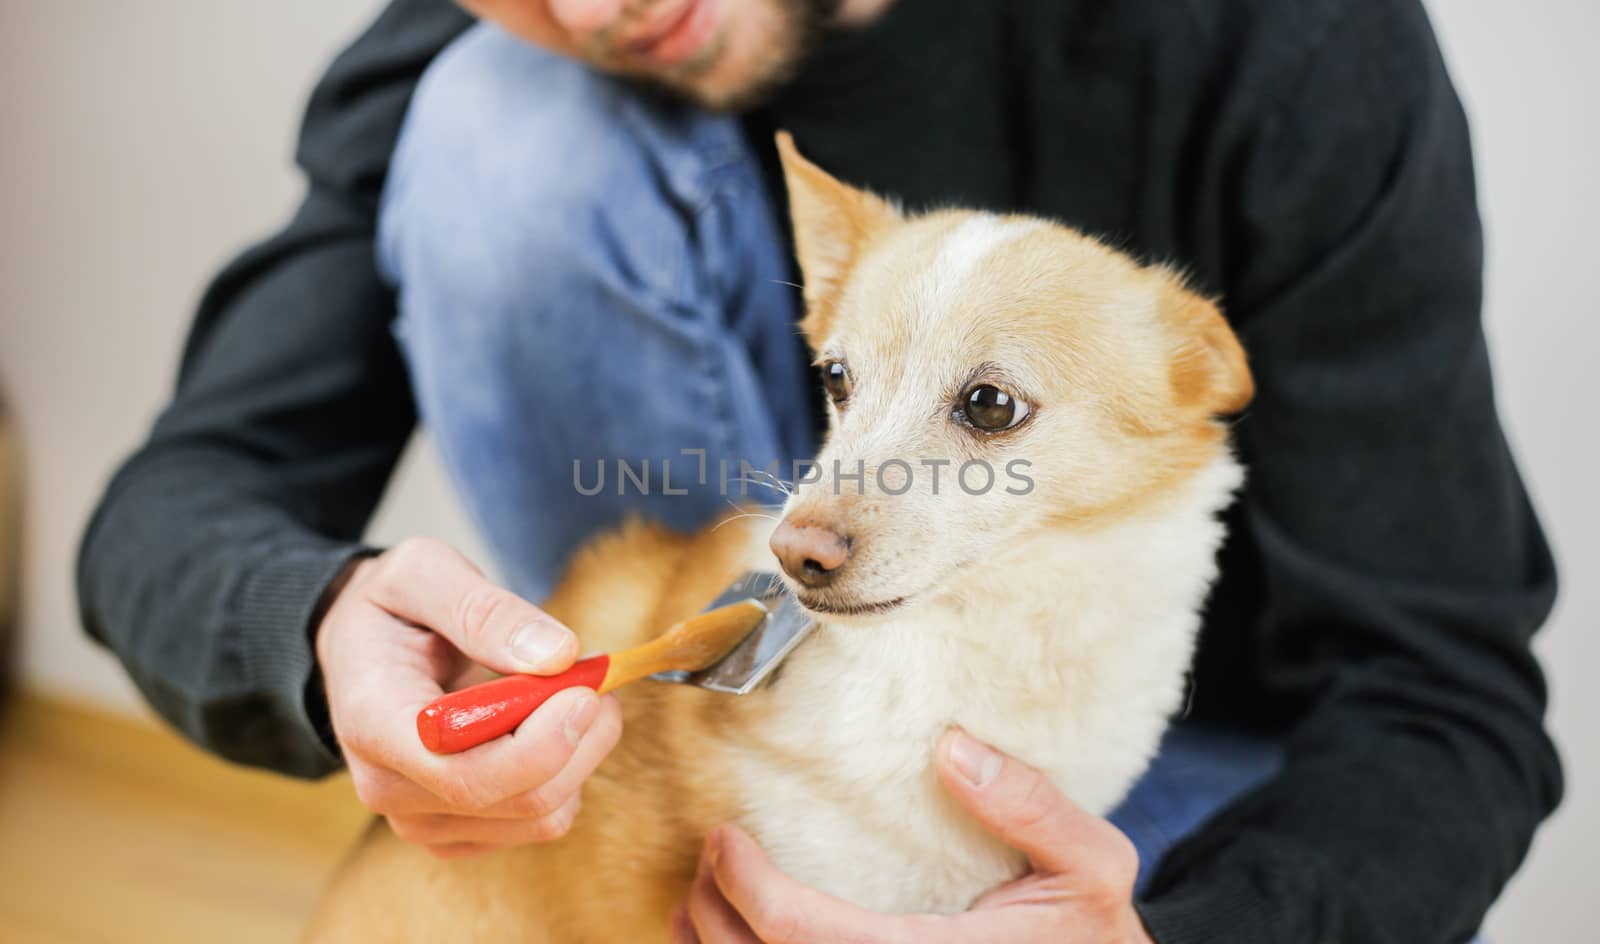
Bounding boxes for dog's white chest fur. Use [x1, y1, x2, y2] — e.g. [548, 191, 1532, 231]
[729, 457, 1241, 914]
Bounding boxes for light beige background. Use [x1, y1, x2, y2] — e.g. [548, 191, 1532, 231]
[0, 1, 1592, 938]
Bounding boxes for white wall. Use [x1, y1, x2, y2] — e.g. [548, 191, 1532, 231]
[0, 0, 487, 713]
[1424, 2, 1600, 939]
[0, 1, 1590, 938]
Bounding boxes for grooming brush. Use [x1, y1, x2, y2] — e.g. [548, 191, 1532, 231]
[416, 572, 814, 754]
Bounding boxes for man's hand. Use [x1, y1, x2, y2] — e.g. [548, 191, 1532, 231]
[673, 730, 1156, 943]
[315, 537, 623, 858]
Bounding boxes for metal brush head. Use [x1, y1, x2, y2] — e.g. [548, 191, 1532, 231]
[649, 571, 816, 695]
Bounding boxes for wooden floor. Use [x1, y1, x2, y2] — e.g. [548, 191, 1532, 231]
[0, 692, 370, 943]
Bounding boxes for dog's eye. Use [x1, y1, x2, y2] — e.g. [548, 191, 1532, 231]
[958, 384, 1031, 432]
[822, 361, 853, 403]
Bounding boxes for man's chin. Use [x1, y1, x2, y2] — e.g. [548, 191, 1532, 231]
[642, 46, 799, 112]
[622, 0, 835, 111]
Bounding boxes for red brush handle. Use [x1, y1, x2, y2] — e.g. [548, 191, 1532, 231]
[416, 655, 611, 754]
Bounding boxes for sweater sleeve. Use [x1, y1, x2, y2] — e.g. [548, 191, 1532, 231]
[1137, 3, 1561, 941]
[75, 0, 473, 778]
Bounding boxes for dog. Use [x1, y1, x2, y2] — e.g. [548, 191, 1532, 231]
[303, 133, 1253, 942]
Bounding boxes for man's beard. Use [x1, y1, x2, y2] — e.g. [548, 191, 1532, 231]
[591, 0, 844, 112]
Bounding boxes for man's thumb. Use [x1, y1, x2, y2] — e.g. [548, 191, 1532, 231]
[935, 729, 1134, 878]
[365, 537, 579, 676]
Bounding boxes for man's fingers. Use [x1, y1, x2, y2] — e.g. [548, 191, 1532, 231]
[709, 824, 921, 944]
[687, 842, 761, 943]
[392, 686, 598, 809]
[669, 905, 702, 944]
[330, 613, 462, 782]
[935, 730, 1138, 883]
[388, 792, 583, 849]
[495, 693, 622, 815]
[939, 902, 1081, 941]
[356, 693, 621, 818]
[366, 537, 577, 675]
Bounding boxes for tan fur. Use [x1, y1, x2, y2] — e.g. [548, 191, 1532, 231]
[776, 131, 899, 343]
[1158, 277, 1253, 418]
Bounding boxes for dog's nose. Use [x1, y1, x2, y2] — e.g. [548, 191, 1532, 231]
[770, 519, 851, 588]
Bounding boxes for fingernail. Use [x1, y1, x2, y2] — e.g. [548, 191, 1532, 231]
[511, 622, 572, 671]
[706, 827, 723, 868]
[949, 731, 1002, 788]
[562, 690, 599, 747]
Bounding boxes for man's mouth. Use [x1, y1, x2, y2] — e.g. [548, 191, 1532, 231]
[792, 592, 908, 617]
[623, 0, 721, 68]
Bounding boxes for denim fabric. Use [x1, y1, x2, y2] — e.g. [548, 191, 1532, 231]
[379, 24, 815, 603]
[1109, 723, 1282, 894]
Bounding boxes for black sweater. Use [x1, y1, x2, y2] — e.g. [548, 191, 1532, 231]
[77, 1, 1560, 941]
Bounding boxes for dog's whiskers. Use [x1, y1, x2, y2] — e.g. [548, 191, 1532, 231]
[729, 470, 797, 498]
[712, 509, 784, 531]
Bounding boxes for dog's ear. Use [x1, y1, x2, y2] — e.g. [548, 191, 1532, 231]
[776, 131, 898, 346]
[1157, 276, 1254, 417]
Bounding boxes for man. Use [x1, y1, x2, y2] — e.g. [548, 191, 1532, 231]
[78, 0, 1560, 940]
